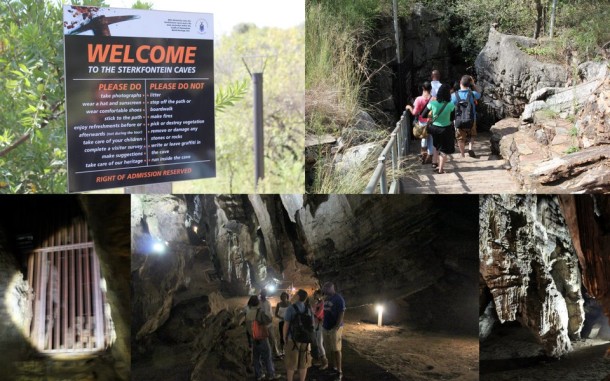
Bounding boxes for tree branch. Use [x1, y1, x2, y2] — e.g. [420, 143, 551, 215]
[0, 100, 64, 158]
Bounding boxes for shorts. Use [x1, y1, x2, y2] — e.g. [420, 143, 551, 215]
[428, 124, 455, 155]
[285, 341, 311, 370]
[323, 326, 343, 352]
[456, 120, 477, 142]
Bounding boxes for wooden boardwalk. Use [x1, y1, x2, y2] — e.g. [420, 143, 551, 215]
[400, 131, 522, 194]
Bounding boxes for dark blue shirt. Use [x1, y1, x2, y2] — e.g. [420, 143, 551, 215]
[322, 293, 346, 330]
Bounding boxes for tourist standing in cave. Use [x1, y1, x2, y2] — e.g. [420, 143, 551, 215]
[246, 296, 281, 381]
[322, 282, 346, 381]
[275, 292, 291, 356]
[452, 75, 482, 158]
[422, 84, 456, 174]
[313, 289, 328, 369]
[283, 289, 314, 381]
[406, 81, 435, 165]
[430, 69, 442, 98]
[260, 289, 282, 358]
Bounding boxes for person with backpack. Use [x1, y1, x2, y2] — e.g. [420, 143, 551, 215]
[452, 75, 481, 158]
[282, 289, 314, 381]
[312, 289, 328, 369]
[406, 81, 434, 165]
[321, 282, 346, 381]
[422, 84, 456, 174]
[246, 295, 281, 381]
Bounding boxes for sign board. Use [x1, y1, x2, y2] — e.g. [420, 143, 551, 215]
[63, 6, 214, 192]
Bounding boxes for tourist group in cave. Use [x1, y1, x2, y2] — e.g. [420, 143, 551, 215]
[406, 70, 482, 174]
[244, 282, 346, 381]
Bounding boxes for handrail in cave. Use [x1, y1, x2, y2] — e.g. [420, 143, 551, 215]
[363, 111, 411, 194]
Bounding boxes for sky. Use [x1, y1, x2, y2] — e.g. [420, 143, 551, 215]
[105, 0, 305, 38]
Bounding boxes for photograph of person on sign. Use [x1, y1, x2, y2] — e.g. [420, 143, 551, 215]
[63, 5, 215, 192]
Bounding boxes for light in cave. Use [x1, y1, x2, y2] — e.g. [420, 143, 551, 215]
[151, 240, 168, 255]
[375, 304, 384, 327]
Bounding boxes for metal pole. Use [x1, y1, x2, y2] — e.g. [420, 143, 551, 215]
[253, 72, 264, 186]
[392, 0, 401, 64]
[549, 0, 557, 38]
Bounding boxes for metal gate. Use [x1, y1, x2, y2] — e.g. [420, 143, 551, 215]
[26, 218, 112, 353]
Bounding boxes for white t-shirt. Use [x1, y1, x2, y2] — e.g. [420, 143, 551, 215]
[431, 80, 442, 97]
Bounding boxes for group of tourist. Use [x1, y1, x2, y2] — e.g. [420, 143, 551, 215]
[405, 69, 482, 174]
[244, 282, 346, 381]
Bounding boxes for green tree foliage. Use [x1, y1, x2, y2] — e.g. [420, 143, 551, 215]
[131, 0, 153, 10]
[174, 25, 305, 193]
[417, 0, 610, 64]
[0, 0, 66, 193]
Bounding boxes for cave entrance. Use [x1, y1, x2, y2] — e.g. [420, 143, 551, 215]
[8, 198, 115, 355]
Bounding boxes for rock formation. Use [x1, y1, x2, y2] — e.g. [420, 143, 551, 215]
[559, 195, 610, 354]
[481, 194, 610, 359]
[480, 195, 584, 357]
[475, 27, 569, 124]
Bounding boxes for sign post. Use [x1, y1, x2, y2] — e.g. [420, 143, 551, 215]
[63, 6, 214, 192]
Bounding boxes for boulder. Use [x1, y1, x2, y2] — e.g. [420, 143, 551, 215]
[333, 142, 380, 175]
[475, 28, 569, 122]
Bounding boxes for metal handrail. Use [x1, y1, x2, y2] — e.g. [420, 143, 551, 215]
[363, 111, 411, 194]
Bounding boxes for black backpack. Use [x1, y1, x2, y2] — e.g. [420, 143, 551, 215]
[454, 90, 474, 130]
[290, 303, 314, 344]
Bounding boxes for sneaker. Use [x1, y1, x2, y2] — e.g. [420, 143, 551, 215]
[468, 149, 477, 158]
[256, 375, 266, 381]
[268, 375, 281, 380]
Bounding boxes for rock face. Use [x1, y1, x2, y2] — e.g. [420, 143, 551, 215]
[132, 194, 479, 379]
[475, 28, 569, 124]
[488, 75, 610, 192]
[480, 195, 584, 357]
[559, 195, 610, 349]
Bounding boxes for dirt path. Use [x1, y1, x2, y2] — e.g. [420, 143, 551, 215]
[400, 131, 521, 193]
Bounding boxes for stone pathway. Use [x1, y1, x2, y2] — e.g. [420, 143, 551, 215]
[400, 131, 521, 194]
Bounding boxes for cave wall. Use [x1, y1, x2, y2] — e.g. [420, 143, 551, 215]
[79, 195, 132, 381]
[0, 228, 33, 378]
[559, 195, 610, 336]
[480, 195, 585, 357]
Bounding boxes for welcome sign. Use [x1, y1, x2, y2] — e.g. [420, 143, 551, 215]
[63, 6, 214, 192]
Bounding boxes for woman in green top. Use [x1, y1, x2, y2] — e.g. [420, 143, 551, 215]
[422, 84, 455, 174]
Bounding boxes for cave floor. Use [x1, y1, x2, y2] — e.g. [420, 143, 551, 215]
[341, 307, 479, 381]
[480, 324, 610, 380]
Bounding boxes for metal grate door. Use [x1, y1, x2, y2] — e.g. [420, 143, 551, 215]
[26, 220, 112, 353]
